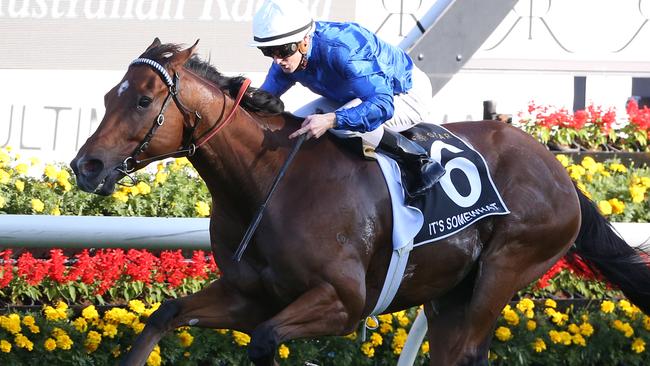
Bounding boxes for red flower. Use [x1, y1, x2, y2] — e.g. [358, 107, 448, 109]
[0, 250, 14, 289]
[572, 110, 588, 129]
[66, 250, 96, 285]
[125, 249, 158, 284]
[48, 249, 68, 284]
[159, 250, 188, 288]
[93, 249, 126, 296]
[17, 252, 49, 285]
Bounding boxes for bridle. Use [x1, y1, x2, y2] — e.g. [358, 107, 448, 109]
[116, 57, 250, 184]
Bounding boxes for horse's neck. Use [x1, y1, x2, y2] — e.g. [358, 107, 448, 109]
[181, 75, 290, 212]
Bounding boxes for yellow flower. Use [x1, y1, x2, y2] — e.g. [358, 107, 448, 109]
[517, 298, 535, 313]
[555, 154, 569, 167]
[82, 305, 100, 321]
[644, 316, 650, 331]
[630, 185, 646, 204]
[278, 344, 290, 359]
[128, 300, 146, 315]
[31, 198, 44, 213]
[0, 314, 22, 334]
[44, 337, 57, 351]
[581, 157, 598, 173]
[30, 157, 40, 166]
[580, 322, 594, 337]
[568, 323, 580, 334]
[232, 331, 250, 346]
[146, 345, 162, 366]
[567, 164, 586, 181]
[544, 299, 557, 308]
[370, 332, 383, 347]
[572, 333, 586, 347]
[532, 338, 546, 353]
[526, 320, 537, 331]
[391, 328, 408, 355]
[178, 331, 194, 347]
[44, 165, 58, 180]
[21, 316, 35, 327]
[14, 333, 33, 351]
[136, 181, 151, 195]
[421, 340, 429, 354]
[0, 151, 10, 167]
[608, 198, 625, 214]
[365, 317, 378, 328]
[502, 306, 520, 326]
[102, 323, 118, 338]
[495, 326, 512, 342]
[0, 339, 11, 353]
[14, 163, 28, 175]
[73, 317, 88, 333]
[642, 177, 650, 188]
[601, 300, 615, 314]
[14, 180, 24, 192]
[112, 190, 129, 203]
[609, 163, 627, 173]
[195, 201, 210, 217]
[43, 305, 67, 321]
[85, 331, 102, 353]
[0, 169, 10, 184]
[613, 319, 634, 338]
[379, 322, 393, 334]
[378, 314, 393, 324]
[360, 342, 375, 358]
[597, 200, 612, 215]
[154, 171, 168, 185]
[632, 337, 646, 354]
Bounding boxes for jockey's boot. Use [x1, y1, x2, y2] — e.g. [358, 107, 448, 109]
[376, 129, 446, 199]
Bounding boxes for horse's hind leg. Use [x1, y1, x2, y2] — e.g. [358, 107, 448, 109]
[425, 227, 575, 365]
[119, 280, 272, 366]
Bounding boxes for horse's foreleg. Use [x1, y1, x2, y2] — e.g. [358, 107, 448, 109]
[119, 280, 271, 366]
[247, 282, 361, 366]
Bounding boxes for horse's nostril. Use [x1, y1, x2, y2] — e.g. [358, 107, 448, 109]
[79, 159, 104, 178]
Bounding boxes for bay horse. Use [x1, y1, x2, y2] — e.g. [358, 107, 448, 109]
[71, 39, 650, 366]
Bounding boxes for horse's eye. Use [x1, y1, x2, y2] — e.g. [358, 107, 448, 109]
[138, 96, 152, 109]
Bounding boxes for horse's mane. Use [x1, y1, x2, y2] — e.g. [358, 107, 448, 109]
[139, 43, 284, 115]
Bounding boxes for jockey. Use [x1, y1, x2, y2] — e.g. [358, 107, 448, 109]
[251, 0, 445, 198]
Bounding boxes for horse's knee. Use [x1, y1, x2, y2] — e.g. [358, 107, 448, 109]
[146, 300, 181, 332]
[248, 324, 278, 366]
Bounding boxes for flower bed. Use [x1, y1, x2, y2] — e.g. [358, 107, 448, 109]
[1, 297, 650, 365]
[0, 248, 646, 365]
[515, 99, 650, 152]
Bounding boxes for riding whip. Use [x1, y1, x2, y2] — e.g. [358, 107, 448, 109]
[233, 133, 307, 262]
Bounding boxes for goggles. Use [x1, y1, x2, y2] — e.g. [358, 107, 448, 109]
[258, 42, 299, 59]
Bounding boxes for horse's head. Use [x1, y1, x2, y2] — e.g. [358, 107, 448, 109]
[71, 38, 198, 195]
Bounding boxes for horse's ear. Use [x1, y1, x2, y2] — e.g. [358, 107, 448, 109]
[145, 37, 162, 52]
[170, 39, 199, 68]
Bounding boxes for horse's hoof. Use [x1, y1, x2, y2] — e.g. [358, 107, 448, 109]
[248, 326, 278, 366]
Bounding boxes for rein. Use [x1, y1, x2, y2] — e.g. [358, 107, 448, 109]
[117, 58, 250, 183]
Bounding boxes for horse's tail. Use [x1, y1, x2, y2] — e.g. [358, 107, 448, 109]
[573, 185, 650, 313]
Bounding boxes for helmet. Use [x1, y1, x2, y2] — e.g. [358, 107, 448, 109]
[251, 0, 313, 47]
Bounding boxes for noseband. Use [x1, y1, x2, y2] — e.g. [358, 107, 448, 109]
[117, 57, 250, 183]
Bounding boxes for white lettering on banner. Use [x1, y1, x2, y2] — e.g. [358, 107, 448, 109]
[0, 0, 331, 21]
[427, 203, 500, 236]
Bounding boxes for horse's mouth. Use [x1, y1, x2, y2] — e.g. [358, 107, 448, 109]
[76, 168, 123, 196]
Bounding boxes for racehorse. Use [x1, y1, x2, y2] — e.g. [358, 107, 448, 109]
[71, 39, 650, 366]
